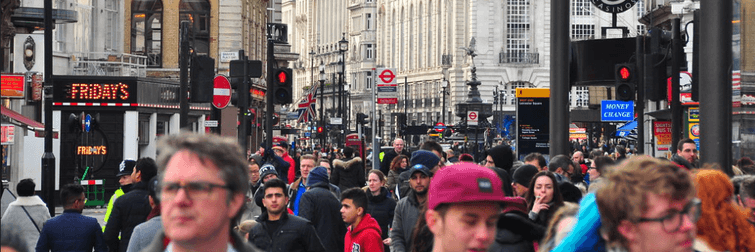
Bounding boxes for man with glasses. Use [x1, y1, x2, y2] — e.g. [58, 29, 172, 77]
[142, 132, 261, 252]
[596, 157, 699, 252]
[35, 184, 108, 252]
[547, 155, 574, 184]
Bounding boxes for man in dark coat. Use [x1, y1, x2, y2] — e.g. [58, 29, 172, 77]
[331, 147, 365, 191]
[104, 157, 157, 252]
[249, 178, 325, 252]
[380, 138, 410, 175]
[299, 166, 346, 252]
[36, 184, 108, 252]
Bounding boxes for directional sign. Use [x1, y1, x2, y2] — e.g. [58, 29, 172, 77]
[468, 111, 478, 126]
[204, 120, 218, 127]
[85, 114, 91, 132]
[213, 75, 232, 109]
[377, 68, 396, 85]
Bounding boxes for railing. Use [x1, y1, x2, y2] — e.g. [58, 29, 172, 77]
[70, 52, 148, 77]
[499, 52, 539, 64]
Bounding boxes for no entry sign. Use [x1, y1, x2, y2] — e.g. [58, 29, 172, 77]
[213, 75, 232, 109]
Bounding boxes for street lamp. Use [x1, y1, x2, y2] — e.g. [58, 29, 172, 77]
[319, 60, 326, 147]
[441, 67, 449, 124]
[338, 33, 349, 146]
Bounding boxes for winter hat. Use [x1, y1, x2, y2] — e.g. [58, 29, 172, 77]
[259, 164, 279, 181]
[410, 150, 441, 170]
[428, 163, 508, 210]
[248, 154, 263, 167]
[307, 166, 329, 187]
[512, 164, 539, 187]
[484, 145, 514, 173]
[116, 159, 137, 177]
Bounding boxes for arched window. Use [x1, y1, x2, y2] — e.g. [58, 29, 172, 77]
[180, 0, 211, 55]
[132, 0, 163, 67]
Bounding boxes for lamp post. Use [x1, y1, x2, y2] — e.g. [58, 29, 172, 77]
[319, 61, 325, 147]
[441, 67, 449, 124]
[338, 34, 349, 146]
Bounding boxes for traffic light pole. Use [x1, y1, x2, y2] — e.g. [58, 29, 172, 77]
[670, 18, 682, 151]
[179, 22, 190, 129]
[265, 39, 275, 150]
[371, 68, 379, 170]
[238, 50, 250, 150]
[42, 0, 56, 217]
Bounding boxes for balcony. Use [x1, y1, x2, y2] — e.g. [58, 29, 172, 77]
[70, 52, 148, 77]
[499, 52, 539, 65]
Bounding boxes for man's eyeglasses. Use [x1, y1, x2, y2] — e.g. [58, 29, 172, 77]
[637, 198, 701, 233]
[160, 181, 229, 201]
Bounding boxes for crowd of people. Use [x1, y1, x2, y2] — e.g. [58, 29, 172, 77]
[2, 132, 755, 252]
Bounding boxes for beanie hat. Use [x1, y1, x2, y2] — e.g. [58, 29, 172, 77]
[512, 164, 539, 186]
[307, 166, 329, 187]
[484, 145, 514, 172]
[410, 150, 441, 170]
[259, 164, 278, 181]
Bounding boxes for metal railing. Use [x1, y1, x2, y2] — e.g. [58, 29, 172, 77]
[498, 52, 539, 64]
[70, 52, 148, 77]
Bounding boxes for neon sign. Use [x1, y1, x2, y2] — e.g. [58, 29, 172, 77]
[77, 145, 107, 155]
[69, 83, 130, 100]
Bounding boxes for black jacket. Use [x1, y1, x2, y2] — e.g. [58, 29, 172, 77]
[103, 181, 152, 252]
[489, 212, 545, 252]
[298, 182, 346, 252]
[249, 211, 325, 252]
[380, 149, 410, 175]
[366, 187, 396, 252]
[331, 157, 365, 191]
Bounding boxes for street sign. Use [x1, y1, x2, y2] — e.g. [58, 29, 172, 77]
[212, 75, 232, 109]
[331, 117, 343, 125]
[468, 111, 479, 126]
[601, 100, 634, 122]
[376, 68, 398, 104]
[434, 122, 445, 132]
[204, 120, 218, 127]
[85, 114, 91, 132]
[377, 68, 397, 85]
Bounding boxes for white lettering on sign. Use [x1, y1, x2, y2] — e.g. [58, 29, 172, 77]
[603, 112, 633, 118]
[605, 103, 631, 110]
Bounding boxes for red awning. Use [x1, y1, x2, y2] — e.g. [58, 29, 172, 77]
[1, 106, 45, 129]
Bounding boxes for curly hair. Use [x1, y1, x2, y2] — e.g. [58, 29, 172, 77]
[694, 168, 755, 252]
[390, 155, 409, 172]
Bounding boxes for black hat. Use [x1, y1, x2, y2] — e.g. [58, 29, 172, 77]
[116, 159, 137, 177]
[512, 164, 539, 186]
[259, 164, 279, 181]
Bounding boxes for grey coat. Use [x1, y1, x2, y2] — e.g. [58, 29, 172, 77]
[126, 216, 162, 252]
[389, 190, 421, 252]
[1, 196, 51, 252]
[139, 230, 262, 252]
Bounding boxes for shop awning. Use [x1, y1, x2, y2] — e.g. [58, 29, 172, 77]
[616, 119, 637, 140]
[1, 106, 44, 129]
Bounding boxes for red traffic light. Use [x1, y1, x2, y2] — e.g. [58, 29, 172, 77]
[316, 126, 324, 133]
[277, 71, 288, 83]
[618, 66, 631, 80]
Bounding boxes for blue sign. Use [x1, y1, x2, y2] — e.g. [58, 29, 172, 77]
[601, 100, 634, 122]
[85, 114, 91, 132]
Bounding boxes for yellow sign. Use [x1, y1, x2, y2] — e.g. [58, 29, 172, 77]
[688, 123, 700, 140]
[516, 88, 550, 98]
[77, 145, 107, 155]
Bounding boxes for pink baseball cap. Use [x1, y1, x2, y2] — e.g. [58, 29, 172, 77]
[428, 163, 508, 210]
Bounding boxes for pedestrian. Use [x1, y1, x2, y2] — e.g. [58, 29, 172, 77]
[141, 132, 260, 252]
[331, 146, 365, 192]
[424, 163, 512, 252]
[104, 157, 157, 252]
[289, 154, 317, 215]
[586, 156, 614, 193]
[341, 188, 384, 252]
[525, 171, 565, 227]
[537, 202, 579, 252]
[248, 178, 325, 252]
[546, 155, 573, 184]
[125, 177, 162, 252]
[483, 145, 514, 196]
[692, 168, 755, 251]
[391, 163, 432, 252]
[381, 138, 410, 175]
[386, 155, 409, 196]
[2, 223, 30, 252]
[272, 141, 296, 184]
[396, 150, 441, 199]
[364, 170, 396, 251]
[35, 184, 108, 252]
[671, 138, 698, 169]
[1, 179, 51, 252]
[510, 164, 538, 198]
[489, 197, 545, 252]
[737, 176, 755, 225]
[298, 166, 346, 252]
[103, 159, 136, 232]
[240, 155, 262, 223]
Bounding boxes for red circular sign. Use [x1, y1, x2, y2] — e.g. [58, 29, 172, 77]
[468, 112, 477, 120]
[213, 75, 232, 109]
[378, 69, 395, 84]
[434, 122, 445, 133]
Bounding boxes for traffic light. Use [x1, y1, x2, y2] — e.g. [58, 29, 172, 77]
[317, 126, 324, 134]
[273, 68, 293, 104]
[190, 55, 215, 103]
[357, 113, 368, 125]
[615, 64, 636, 101]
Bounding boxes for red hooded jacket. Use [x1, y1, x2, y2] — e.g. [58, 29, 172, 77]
[344, 213, 384, 252]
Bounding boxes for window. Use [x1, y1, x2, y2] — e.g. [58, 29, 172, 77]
[179, 0, 210, 55]
[571, 24, 594, 40]
[132, 0, 163, 67]
[506, 81, 531, 105]
[366, 71, 372, 89]
[506, 0, 531, 61]
[54, 0, 67, 52]
[574, 86, 589, 107]
[571, 0, 591, 16]
[104, 0, 119, 51]
[636, 0, 646, 36]
[366, 44, 374, 59]
[366, 13, 372, 30]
